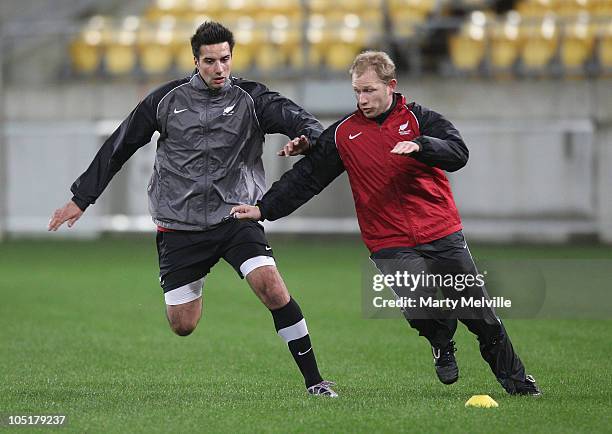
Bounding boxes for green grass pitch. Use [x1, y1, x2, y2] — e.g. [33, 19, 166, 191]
[1, 237, 611, 433]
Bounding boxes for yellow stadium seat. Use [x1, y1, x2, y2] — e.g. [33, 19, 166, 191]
[105, 44, 136, 75]
[189, 0, 225, 16]
[519, 16, 559, 70]
[521, 37, 557, 68]
[174, 45, 196, 73]
[103, 27, 137, 75]
[289, 43, 323, 69]
[231, 44, 254, 72]
[70, 40, 101, 74]
[257, 0, 301, 14]
[390, 10, 428, 39]
[491, 38, 521, 69]
[593, 0, 612, 16]
[309, 0, 329, 13]
[489, 16, 522, 70]
[224, 0, 259, 17]
[254, 45, 286, 71]
[560, 36, 593, 68]
[449, 34, 486, 71]
[559, 13, 595, 69]
[146, 0, 190, 20]
[337, 0, 382, 10]
[140, 43, 175, 74]
[138, 19, 176, 75]
[325, 43, 361, 72]
[389, 0, 436, 16]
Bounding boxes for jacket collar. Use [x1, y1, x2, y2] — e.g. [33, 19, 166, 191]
[357, 92, 407, 122]
[190, 72, 232, 95]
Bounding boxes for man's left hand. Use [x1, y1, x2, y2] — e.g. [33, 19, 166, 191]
[391, 141, 420, 156]
[277, 135, 311, 157]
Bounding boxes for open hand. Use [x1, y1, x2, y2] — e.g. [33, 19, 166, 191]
[278, 135, 311, 157]
[48, 200, 84, 231]
[390, 141, 420, 156]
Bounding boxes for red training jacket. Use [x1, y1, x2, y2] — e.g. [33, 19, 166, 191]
[259, 93, 469, 253]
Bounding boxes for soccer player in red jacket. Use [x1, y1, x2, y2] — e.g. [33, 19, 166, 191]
[231, 51, 540, 395]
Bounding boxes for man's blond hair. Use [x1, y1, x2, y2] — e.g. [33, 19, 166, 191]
[349, 51, 396, 83]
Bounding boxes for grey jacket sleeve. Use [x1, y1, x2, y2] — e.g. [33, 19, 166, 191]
[410, 103, 469, 172]
[233, 78, 324, 149]
[70, 79, 187, 211]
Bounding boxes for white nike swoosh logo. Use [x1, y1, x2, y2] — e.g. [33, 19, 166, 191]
[349, 132, 362, 139]
[298, 347, 312, 356]
[265, 246, 272, 251]
[174, 108, 188, 114]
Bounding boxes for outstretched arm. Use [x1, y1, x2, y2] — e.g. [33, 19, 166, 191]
[47, 78, 185, 230]
[233, 78, 323, 156]
[232, 122, 345, 221]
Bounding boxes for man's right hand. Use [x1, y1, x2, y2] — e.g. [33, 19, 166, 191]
[277, 135, 311, 157]
[48, 200, 84, 231]
[230, 205, 262, 221]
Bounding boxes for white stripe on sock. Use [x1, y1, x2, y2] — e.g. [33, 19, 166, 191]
[277, 318, 309, 342]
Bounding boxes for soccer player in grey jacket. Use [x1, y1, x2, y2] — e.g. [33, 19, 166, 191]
[48, 21, 337, 397]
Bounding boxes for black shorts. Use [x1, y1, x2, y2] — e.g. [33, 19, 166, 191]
[156, 219, 274, 292]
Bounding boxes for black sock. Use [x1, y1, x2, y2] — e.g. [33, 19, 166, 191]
[270, 297, 323, 388]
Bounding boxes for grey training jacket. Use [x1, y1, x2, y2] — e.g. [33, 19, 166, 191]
[70, 73, 323, 231]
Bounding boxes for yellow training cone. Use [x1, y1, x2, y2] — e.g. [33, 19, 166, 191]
[465, 395, 499, 408]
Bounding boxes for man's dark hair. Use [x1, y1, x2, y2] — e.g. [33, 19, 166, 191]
[190, 21, 235, 58]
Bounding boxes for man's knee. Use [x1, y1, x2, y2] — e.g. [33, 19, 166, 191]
[166, 297, 202, 336]
[169, 318, 198, 336]
[246, 265, 290, 309]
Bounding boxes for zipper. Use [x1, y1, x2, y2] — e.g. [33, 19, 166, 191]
[202, 102, 208, 227]
[385, 112, 418, 246]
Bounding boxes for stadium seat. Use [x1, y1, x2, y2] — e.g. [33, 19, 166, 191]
[325, 43, 362, 72]
[489, 14, 522, 70]
[70, 39, 101, 74]
[336, 0, 382, 11]
[449, 34, 486, 71]
[254, 44, 286, 71]
[104, 20, 139, 76]
[146, 0, 189, 20]
[71, 16, 109, 74]
[519, 16, 559, 70]
[521, 37, 558, 69]
[491, 37, 521, 69]
[140, 44, 175, 75]
[388, 0, 436, 17]
[390, 9, 427, 39]
[105, 44, 136, 75]
[174, 46, 196, 73]
[560, 14, 595, 69]
[257, 0, 301, 14]
[231, 44, 254, 71]
[561, 37, 591, 69]
[138, 17, 177, 75]
[139, 36, 175, 74]
[189, 0, 225, 17]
